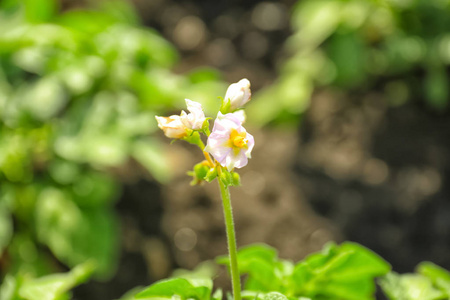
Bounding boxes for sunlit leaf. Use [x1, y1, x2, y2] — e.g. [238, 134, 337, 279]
[135, 277, 212, 300]
[18, 261, 95, 300]
[418, 262, 450, 296]
[263, 292, 289, 300]
[380, 272, 446, 300]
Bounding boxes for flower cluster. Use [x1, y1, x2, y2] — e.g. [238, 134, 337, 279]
[156, 79, 254, 185]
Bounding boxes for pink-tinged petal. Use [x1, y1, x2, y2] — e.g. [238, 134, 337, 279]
[244, 132, 255, 158]
[213, 113, 242, 134]
[180, 99, 206, 130]
[205, 112, 254, 171]
[227, 150, 248, 169]
[206, 132, 231, 151]
[232, 110, 246, 124]
[214, 148, 233, 166]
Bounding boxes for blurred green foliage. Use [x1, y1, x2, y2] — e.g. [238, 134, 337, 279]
[218, 242, 390, 300]
[0, 0, 224, 281]
[132, 243, 450, 300]
[0, 261, 95, 300]
[380, 261, 450, 300]
[250, 0, 450, 125]
[132, 242, 391, 300]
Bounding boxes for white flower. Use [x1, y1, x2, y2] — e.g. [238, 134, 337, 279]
[155, 115, 188, 139]
[224, 78, 251, 111]
[180, 99, 206, 130]
[232, 110, 246, 124]
[205, 112, 254, 170]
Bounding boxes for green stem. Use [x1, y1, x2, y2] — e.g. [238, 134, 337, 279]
[218, 179, 241, 300]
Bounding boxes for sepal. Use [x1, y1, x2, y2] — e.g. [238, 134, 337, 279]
[219, 169, 233, 186]
[182, 131, 204, 149]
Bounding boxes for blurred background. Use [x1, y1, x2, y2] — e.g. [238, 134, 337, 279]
[1, 0, 450, 299]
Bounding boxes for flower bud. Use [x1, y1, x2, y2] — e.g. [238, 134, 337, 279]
[204, 167, 218, 182]
[231, 172, 241, 186]
[193, 162, 209, 180]
[223, 78, 251, 112]
[155, 115, 188, 139]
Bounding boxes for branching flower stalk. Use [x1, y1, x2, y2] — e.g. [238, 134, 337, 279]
[155, 79, 253, 300]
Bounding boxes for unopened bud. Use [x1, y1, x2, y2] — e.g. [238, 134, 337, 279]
[223, 78, 251, 112]
[204, 167, 218, 182]
[231, 172, 241, 186]
[193, 162, 209, 180]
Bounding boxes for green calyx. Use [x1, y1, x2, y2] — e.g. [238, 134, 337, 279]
[182, 131, 204, 149]
[188, 162, 210, 185]
[188, 164, 240, 187]
[219, 169, 240, 187]
[220, 97, 232, 114]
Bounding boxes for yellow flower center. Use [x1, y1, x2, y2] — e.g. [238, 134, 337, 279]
[228, 129, 247, 149]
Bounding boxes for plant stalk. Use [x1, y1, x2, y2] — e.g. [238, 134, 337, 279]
[218, 179, 241, 300]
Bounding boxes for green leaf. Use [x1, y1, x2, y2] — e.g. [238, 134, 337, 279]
[18, 261, 95, 300]
[326, 242, 391, 279]
[291, 0, 342, 49]
[380, 272, 446, 300]
[7, 233, 55, 277]
[24, 0, 58, 23]
[217, 244, 277, 268]
[0, 274, 22, 300]
[35, 188, 118, 277]
[320, 278, 375, 300]
[135, 277, 212, 300]
[135, 278, 193, 298]
[217, 244, 287, 292]
[118, 287, 145, 300]
[327, 32, 366, 87]
[418, 262, 450, 295]
[211, 289, 223, 300]
[244, 260, 280, 292]
[172, 260, 217, 282]
[56, 10, 117, 34]
[188, 68, 222, 84]
[263, 292, 289, 300]
[23, 77, 67, 120]
[96, 0, 140, 25]
[71, 172, 118, 208]
[292, 242, 390, 299]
